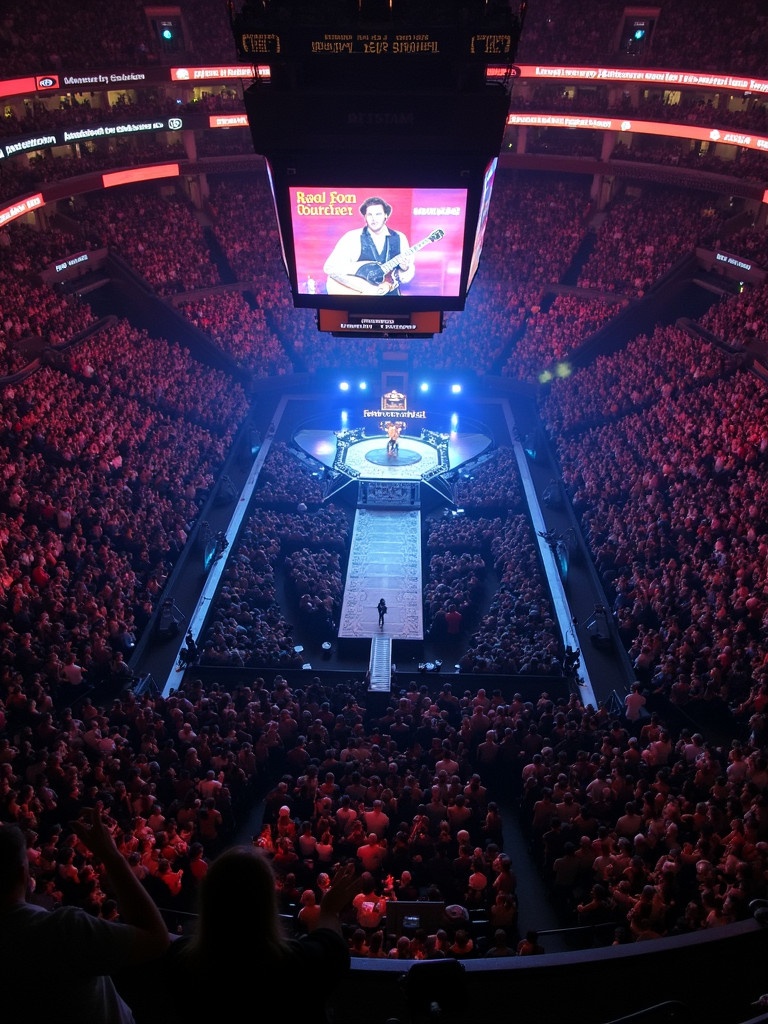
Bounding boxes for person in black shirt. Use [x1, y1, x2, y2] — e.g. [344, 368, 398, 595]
[324, 196, 415, 297]
[151, 852, 358, 1024]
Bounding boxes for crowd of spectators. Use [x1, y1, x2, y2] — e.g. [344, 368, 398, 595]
[248, 660, 768, 953]
[179, 290, 293, 377]
[2, 0, 766, 80]
[250, 441, 326, 507]
[575, 187, 727, 297]
[609, 139, 768, 185]
[502, 293, 623, 382]
[247, 673, 532, 958]
[539, 326, 768, 725]
[698, 277, 768, 352]
[67, 317, 250, 433]
[0, 222, 98, 374]
[3, 13, 768, 1001]
[452, 447, 524, 511]
[77, 190, 221, 297]
[510, 83, 768, 138]
[4, 625, 768, 985]
[539, 322, 733, 434]
[0, 217, 252, 738]
[715, 228, 768, 271]
[200, 471, 352, 668]
[516, 691, 768, 943]
[427, 177, 591, 374]
[516, 0, 768, 75]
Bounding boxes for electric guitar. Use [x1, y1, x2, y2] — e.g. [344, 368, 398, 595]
[326, 227, 445, 296]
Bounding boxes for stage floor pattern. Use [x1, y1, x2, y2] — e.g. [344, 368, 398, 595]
[294, 428, 492, 482]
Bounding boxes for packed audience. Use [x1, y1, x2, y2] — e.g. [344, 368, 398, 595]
[78, 190, 222, 296]
[1, 0, 766, 79]
[502, 293, 623, 382]
[698, 277, 768, 351]
[7, 654, 768, 978]
[510, 83, 768, 138]
[516, 0, 768, 75]
[0, 223, 98, 374]
[421, 449, 561, 674]
[2, 11, 768, 1008]
[0, 218, 252, 728]
[575, 187, 727, 298]
[608, 139, 768, 185]
[538, 321, 734, 434]
[179, 291, 293, 377]
[539, 328, 768, 723]
[201, 493, 352, 667]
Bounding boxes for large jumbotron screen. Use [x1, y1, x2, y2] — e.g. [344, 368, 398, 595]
[286, 185, 468, 308]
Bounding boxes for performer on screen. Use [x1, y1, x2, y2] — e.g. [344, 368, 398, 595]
[324, 196, 415, 297]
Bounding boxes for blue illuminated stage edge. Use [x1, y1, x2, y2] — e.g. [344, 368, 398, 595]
[293, 425, 494, 483]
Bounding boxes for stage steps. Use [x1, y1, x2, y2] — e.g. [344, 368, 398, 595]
[368, 634, 392, 692]
[358, 479, 420, 508]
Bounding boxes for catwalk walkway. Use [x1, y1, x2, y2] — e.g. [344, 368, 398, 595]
[338, 507, 425, 643]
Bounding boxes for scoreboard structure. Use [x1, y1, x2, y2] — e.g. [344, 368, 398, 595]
[230, 1, 526, 333]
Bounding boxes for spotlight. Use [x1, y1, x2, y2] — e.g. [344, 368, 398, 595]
[419, 382, 429, 393]
[358, 381, 368, 391]
[339, 381, 350, 392]
[450, 383, 462, 394]
[450, 413, 458, 430]
[341, 410, 348, 424]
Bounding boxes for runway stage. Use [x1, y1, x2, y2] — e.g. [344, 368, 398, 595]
[291, 424, 494, 665]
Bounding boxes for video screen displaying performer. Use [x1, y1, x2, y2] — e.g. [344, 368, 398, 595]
[289, 185, 467, 298]
[324, 196, 418, 297]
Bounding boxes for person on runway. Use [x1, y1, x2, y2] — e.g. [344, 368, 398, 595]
[377, 598, 387, 630]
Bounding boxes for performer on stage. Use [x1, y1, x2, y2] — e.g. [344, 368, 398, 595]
[386, 422, 402, 457]
[377, 598, 388, 629]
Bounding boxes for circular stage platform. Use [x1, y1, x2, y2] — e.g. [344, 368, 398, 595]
[365, 446, 423, 469]
[345, 436, 439, 480]
[293, 426, 494, 483]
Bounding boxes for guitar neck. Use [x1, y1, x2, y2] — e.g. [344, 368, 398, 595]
[379, 233, 437, 274]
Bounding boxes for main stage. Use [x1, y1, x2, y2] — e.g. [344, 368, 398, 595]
[291, 423, 494, 685]
[293, 424, 494, 484]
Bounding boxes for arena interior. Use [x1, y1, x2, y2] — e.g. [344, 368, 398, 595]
[3, 2, 768, 1022]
